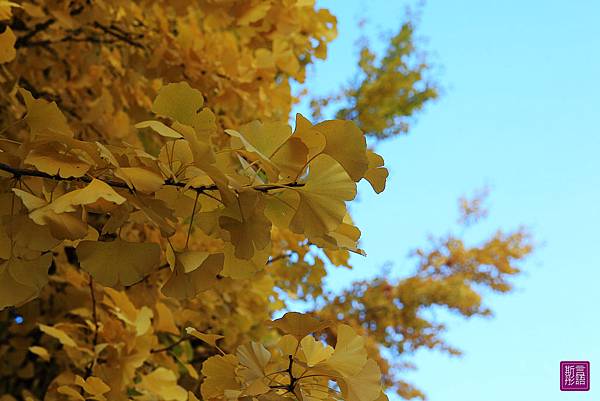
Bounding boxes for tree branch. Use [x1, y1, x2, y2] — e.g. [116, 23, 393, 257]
[150, 335, 190, 354]
[0, 162, 304, 195]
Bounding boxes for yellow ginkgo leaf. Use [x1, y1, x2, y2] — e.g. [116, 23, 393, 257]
[57, 385, 85, 401]
[0, 254, 52, 309]
[75, 375, 111, 400]
[314, 119, 368, 182]
[151, 82, 205, 128]
[271, 312, 330, 339]
[28, 346, 50, 362]
[220, 242, 269, 279]
[115, 167, 164, 194]
[313, 221, 365, 256]
[300, 336, 334, 367]
[102, 287, 153, 335]
[271, 137, 309, 179]
[236, 342, 271, 381]
[25, 146, 91, 178]
[155, 301, 180, 335]
[6, 215, 60, 254]
[233, 120, 292, 159]
[318, 324, 367, 378]
[140, 367, 187, 401]
[363, 150, 388, 194]
[39, 323, 77, 348]
[162, 253, 223, 299]
[186, 327, 224, 348]
[200, 354, 240, 400]
[28, 179, 125, 225]
[77, 239, 161, 287]
[294, 114, 327, 160]
[0, 26, 16, 63]
[338, 359, 382, 401]
[290, 155, 356, 238]
[135, 120, 183, 138]
[19, 89, 73, 137]
[12, 188, 46, 210]
[219, 191, 271, 260]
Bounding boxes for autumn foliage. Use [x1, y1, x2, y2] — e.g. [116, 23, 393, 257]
[0, 1, 532, 401]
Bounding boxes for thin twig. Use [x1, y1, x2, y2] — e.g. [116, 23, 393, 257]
[85, 275, 99, 377]
[150, 335, 190, 354]
[0, 162, 304, 195]
[267, 252, 293, 265]
[185, 191, 200, 248]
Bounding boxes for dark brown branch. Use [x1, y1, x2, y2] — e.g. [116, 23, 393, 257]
[0, 162, 304, 195]
[267, 252, 293, 265]
[150, 335, 190, 354]
[93, 22, 145, 49]
[84, 275, 99, 377]
[14, 19, 56, 48]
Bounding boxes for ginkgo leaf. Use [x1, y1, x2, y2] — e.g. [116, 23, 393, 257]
[363, 151, 388, 194]
[0, 254, 52, 309]
[57, 385, 85, 401]
[289, 155, 356, 238]
[220, 242, 269, 279]
[19, 89, 73, 137]
[95, 142, 119, 167]
[77, 239, 161, 287]
[74, 375, 111, 400]
[271, 312, 330, 339]
[5, 215, 61, 255]
[185, 327, 224, 348]
[318, 324, 367, 378]
[158, 140, 194, 178]
[135, 120, 183, 138]
[236, 342, 271, 381]
[300, 336, 334, 367]
[233, 120, 292, 159]
[200, 354, 240, 400]
[174, 121, 216, 167]
[271, 137, 309, 179]
[0, 26, 16, 63]
[29, 178, 125, 217]
[294, 114, 327, 160]
[36, 211, 88, 241]
[155, 302, 180, 335]
[314, 221, 365, 256]
[39, 323, 77, 348]
[12, 188, 46, 210]
[25, 146, 91, 178]
[177, 251, 210, 273]
[102, 287, 153, 335]
[219, 191, 271, 259]
[151, 82, 205, 128]
[140, 368, 188, 401]
[162, 253, 223, 299]
[314, 119, 368, 182]
[28, 346, 50, 362]
[338, 359, 382, 401]
[115, 167, 164, 194]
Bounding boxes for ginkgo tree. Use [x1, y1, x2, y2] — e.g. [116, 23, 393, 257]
[0, 1, 532, 401]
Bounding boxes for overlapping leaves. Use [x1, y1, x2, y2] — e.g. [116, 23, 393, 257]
[0, 82, 387, 310]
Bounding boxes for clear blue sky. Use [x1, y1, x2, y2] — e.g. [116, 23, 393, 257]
[293, 1, 600, 400]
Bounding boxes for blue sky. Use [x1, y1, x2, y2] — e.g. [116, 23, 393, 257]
[293, 1, 600, 400]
